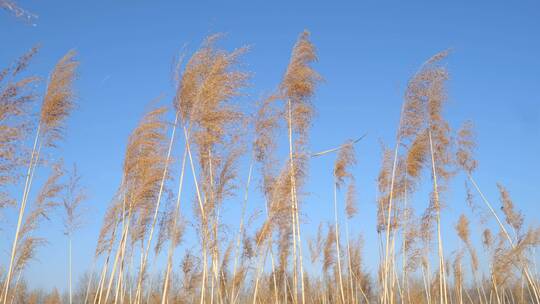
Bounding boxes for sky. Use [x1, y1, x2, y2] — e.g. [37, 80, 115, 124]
[1, 0, 539, 293]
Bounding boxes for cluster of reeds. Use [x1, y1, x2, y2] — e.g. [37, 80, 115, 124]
[2, 31, 539, 304]
[374, 51, 540, 304]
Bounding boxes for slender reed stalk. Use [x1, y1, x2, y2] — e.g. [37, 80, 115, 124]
[3, 50, 77, 304]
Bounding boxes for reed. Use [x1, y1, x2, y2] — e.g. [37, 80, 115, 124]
[61, 164, 87, 304]
[2, 50, 78, 304]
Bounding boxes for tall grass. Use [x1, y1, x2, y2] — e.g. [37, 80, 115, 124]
[1, 32, 540, 304]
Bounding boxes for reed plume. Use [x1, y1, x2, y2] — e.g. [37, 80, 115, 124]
[496, 184, 524, 236]
[455, 214, 479, 272]
[334, 141, 356, 188]
[62, 164, 87, 304]
[41, 50, 78, 147]
[281, 31, 321, 140]
[345, 183, 357, 220]
[483, 229, 493, 249]
[405, 130, 428, 181]
[13, 161, 64, 292]
[456, 121, 477, 174]
[0, 46, 39, 209]
[377, 144, 393, 234]
[323, 224, 336, 276]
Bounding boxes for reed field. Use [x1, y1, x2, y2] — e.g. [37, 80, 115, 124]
[1, 1, 539, 304]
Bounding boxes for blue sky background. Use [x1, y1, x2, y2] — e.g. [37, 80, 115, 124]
[1, 0, 539, 293]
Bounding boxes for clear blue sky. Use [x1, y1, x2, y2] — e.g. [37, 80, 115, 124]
[1, 0, 539, 292]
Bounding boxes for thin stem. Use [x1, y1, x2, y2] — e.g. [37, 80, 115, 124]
[383, 141, 400, 304]
[182, 124, 207, 304]
[287, 99, 299, 304]
[161, 139, 188, 304]
[134, 112, 179, 304]
[69, 236, 73, 304]
[428, 129, 448, 304]
[231, 161, 253, 303]
[2, 124, 41, 304]
[334, 181, 346, 304]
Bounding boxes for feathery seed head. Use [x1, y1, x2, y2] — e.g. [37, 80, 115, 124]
[41, 50, 78, 147]
[456, 121, 477, 173]
[455, 214, 470, 244]
[345, 183, 358, 219]
[497, 183, 524, 233]
[333, 141, 356, 188]
[281, 30, 322, 137]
